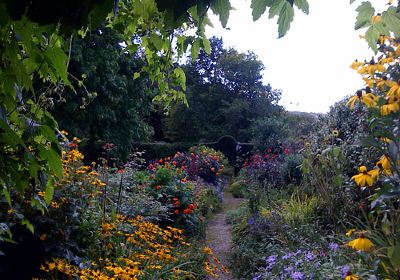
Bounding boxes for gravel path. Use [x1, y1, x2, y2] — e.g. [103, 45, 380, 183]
[205, 188, 244, 280]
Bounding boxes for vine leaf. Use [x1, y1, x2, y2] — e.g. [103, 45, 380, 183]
[294, 0, 309, 14]
[365, 22, 388, 53]
[382, 7, 400, 35]
[210, 0, 232, 28]
[251, 0, 273, 21]
[277, 1, 294, 37]
[355, 1, 374, 30]
[269, 0, 286, 19]
[44, 181, 54, 205]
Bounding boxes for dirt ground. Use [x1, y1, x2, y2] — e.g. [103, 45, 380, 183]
[205, 187, 245, 280]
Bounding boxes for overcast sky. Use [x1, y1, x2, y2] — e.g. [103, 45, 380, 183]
[205, 0, 387, 113]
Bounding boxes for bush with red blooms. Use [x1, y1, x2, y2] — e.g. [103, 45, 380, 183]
[142, 146, 227, 232]
[171, 146, 227, 184]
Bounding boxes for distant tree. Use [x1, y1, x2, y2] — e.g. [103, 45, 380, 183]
[52, 28, 154, 160]
[164, 37, 282, 143]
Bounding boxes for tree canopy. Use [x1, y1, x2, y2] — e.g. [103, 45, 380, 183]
[165, 37, 282, 143]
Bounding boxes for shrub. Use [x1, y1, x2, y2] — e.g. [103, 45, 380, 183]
[281, 193, 319, 226]
[230, 180, 247, 198]
[282, 154, 303, 186]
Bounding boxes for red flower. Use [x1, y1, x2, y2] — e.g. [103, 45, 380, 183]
[267, 148, 272, 153]
[284, 148, 289, 155]
[174, 209, 179, 214]
[155, 185, 161, 190]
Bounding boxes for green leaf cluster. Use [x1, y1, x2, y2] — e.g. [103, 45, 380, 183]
[251, 0, 309, 37]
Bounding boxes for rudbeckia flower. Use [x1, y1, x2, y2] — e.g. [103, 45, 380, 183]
[345, 229, 356, 237]
[351, 166, 379, 187]
[347, 235, 374, 251]
[350, 60, 364, 70]
[387, 81, 400, 98]
[332, 130, 339, 137]
[345, 272, 360, 280]
[376, 155, 392, 175]
[362, 93, 378, 108]
[346, 90, 363, 109]
[371, 14, 382, 24]
[377, 77, 396, 90]
[381, 97, 400, 116]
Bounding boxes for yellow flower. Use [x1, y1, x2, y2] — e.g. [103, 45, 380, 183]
[387, 81, 400, 98]
[346, 229, 356, 237]
[50, 202, 60, 209]
[376, 155, 391, 175]
[332, 130, 339, 137]
[371, 14, 382, 24]
[345, 272, 360, 280]
[377, 77, 396, 90]
[350, 60, 364, 70]
[381, 99, 400, 115]
[361, 92, 378, 108]
[91, 179, 106, 187]
[347, 235, 374, 251]
[346, 93, 361, 109]
[351, 166, 379, 187]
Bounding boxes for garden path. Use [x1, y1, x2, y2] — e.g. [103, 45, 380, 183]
[205, 183, 244, 280]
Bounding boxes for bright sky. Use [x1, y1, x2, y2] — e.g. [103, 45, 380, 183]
[205, 0, 387, 113]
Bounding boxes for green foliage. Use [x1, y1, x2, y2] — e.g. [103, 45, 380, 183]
[230, 180, 247, 198]
[353, 1, 400, 52]
[281, 193, 319, 225]
[197, 188, 221, 219]
[133, 142, 194, 161]
[282, 154, 303, 185]
[52, 28, 154, 161]
[251, 0, 309, 37]
[250, 116, 287, 149]
[165, 37, 283, 143]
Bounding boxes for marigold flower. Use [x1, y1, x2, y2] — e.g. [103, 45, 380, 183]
[347, 235, 374, 251]
[351, 166, 378, 187]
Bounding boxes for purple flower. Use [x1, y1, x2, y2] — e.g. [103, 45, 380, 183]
[282, 253, 293, 260]
[295, 259, 303, 266]
[294, 249, 302, 256]
[329, 242, 339, 251]
[284, 266, 294, 273]
[252, 276, 261, 280]
[266, 255, 277, 264]
[291, 271, 304, 280]
[340, 265, 350, 278]
[305, 251, 315, 261]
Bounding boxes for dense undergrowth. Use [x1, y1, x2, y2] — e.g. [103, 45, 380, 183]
[227, 34, 400, 279]
[0, 138, 229, 279]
